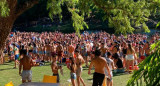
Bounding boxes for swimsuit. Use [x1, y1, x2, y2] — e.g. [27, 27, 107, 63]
[92, 72, 105, 86]
[76, 67, 83, 77]
[53, 74, 60, 83]
[126, 54, 134, 60]
[58, 51, 63, 57]
[70, 73, 76, 79]
[22, 70, 32, 81]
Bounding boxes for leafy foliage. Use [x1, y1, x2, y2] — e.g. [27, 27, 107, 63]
[46, 0, 155, 34]
[0, 0, 10, 17]
[127, 41, 160, 86]
[47, 0, 89, 34]
[1, 0, 160, 34]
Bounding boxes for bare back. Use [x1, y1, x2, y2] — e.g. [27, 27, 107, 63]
[76, 55, 85, 68]
[56, 45, 63, 52]
[51, 62, 58, 74]
[20, 55, 33, 70]
[92, 57, 107, 74]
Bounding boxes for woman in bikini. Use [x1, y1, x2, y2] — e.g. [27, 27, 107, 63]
[68, 57, 77, 86]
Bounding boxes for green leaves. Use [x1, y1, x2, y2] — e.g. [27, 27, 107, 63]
[44, 0, 158, 35]
[127, 41, 160, 86]
[156, 22, 160, 28]
[0, 0, 10, 17]
[47, 0, 63, 21]
[47, 0, 89, 35]
[69, 8, 88, 35]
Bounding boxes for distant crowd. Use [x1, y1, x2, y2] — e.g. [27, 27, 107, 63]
[1, 31, 160, 86]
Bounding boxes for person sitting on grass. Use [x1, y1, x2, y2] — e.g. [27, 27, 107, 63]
[68, 57, 77, 86]
[51, 55, 62, 83]
[112, 53, 124, 73]
[19, 49, 34, 83]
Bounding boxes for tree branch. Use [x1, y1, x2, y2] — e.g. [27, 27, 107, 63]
[15, 0, 39, 17]
[93, 0, 106, 11]
[93, 0, 133, 19]
[7, 0, 17, 9]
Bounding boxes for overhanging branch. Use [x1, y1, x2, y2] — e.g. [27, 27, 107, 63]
[15, 0, 39, 17]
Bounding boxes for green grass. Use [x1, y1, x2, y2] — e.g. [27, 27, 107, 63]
[0, 62, 132, 86]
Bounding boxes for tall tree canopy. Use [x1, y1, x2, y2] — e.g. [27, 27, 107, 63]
[0, 0, 160, 48]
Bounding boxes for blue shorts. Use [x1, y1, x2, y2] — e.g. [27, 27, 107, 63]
[44, 51, 46, 54]
[15, 54, 19, 60]
[33, 50, 37, 54]
[39, 51, 43, 54]
[70, 73, 76, 79]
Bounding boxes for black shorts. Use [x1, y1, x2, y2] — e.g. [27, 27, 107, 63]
[53, 74, 60, 83]
[93, 72, 105, 86]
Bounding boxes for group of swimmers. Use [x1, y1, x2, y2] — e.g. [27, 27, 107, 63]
[1, 31, 160, 86]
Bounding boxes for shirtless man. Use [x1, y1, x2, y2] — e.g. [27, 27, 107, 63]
[88, 49, 111, 86]
[51, 43, 56, 59]
[56, 42, 63, 63]
[75, 50, 85, 86]
[68, 42, 75, 57]
[45, 43, 51, 61]
[19, 50, 34, 83]
[144, 42, 150, 57]
[13, 44, 20, 68]
[100, 43, 108, 57]
[51, 55, 62, 83]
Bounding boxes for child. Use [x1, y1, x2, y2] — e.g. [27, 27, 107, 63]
[68, 57, 77, 86]
[105, 52, 115, 86]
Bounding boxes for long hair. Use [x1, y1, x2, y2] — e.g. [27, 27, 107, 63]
[69, 57, 75, 65]
[128, 43, 133, 53]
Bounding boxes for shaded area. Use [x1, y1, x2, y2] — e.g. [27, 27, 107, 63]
[0, 68, 15, 71]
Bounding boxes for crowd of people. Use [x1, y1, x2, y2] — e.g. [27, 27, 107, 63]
[1, 31, 160, 86]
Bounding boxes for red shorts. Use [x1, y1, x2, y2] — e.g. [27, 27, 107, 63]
[140, 56, 146, 60]
[58, 51, 63, 57]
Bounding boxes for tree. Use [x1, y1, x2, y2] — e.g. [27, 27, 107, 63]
[0, 0, 159, 50]
[0, 0, 39, 50]
[127, 40, 160, 86]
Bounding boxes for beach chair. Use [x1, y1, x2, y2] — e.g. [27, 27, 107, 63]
[5, 81, 14, 86]
[43, 75, 57, 83]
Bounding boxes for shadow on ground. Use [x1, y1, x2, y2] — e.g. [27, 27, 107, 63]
[0, 68, 15, 71]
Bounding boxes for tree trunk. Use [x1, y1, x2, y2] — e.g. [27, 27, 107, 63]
[0, 15, 16, 64]
[0, 0, 39, 54]
[0, 0, 39, 64]
[0, 17, 15, 49]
